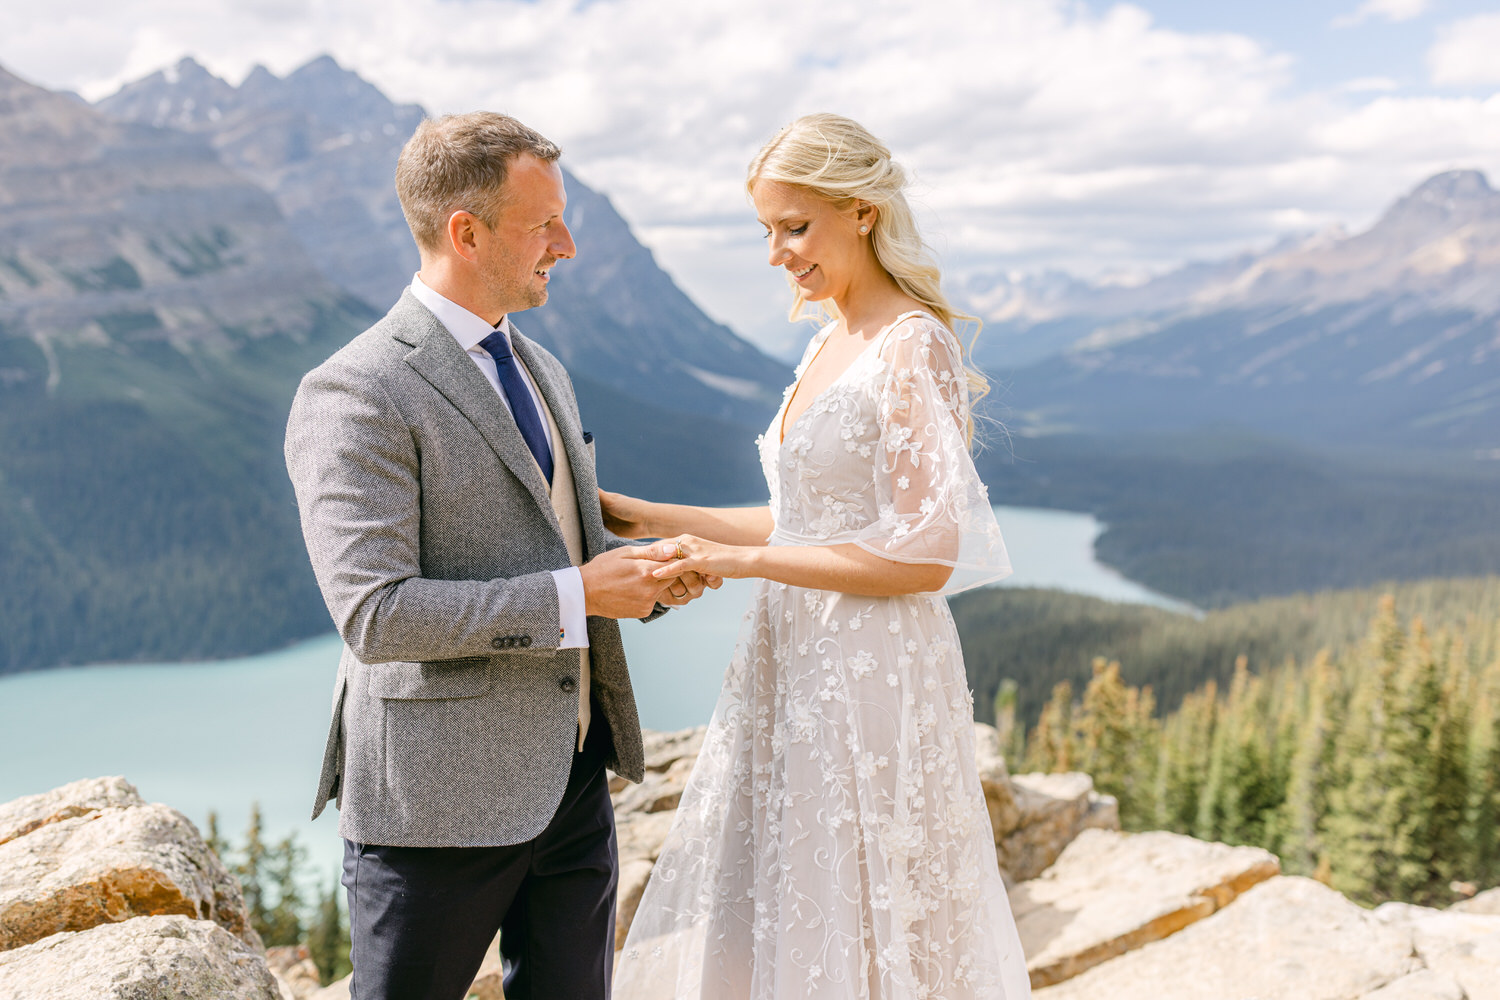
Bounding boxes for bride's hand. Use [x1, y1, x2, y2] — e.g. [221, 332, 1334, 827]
[599, 488, 651, 539]
[649, 535, 746, 583]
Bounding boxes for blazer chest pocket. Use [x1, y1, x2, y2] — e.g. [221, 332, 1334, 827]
[369, 658, 493, 700]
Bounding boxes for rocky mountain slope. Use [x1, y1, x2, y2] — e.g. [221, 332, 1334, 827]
[97, 55, 425, 318]
[97, 56, 790, 428]
[0, 64, 357, 351]
[969, 170, 1500, 337]
[972, 171, 1500, 454]
[0, 63, 372, 672]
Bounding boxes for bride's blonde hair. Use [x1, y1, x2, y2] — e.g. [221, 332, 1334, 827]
[746, 113, 989, 444]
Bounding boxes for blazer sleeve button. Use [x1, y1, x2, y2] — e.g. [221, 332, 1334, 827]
[521, 636, 532, 648]
[491, 637, 506, 650]
[560, 677, 577, 693]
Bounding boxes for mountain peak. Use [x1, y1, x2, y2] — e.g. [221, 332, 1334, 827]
[280, 54, 404, 112]
[96, 54, 240, 129]
[288, 54, 345, 78]
[162, 56, 219, 86]
[1375, 168, 1500, 233]
[1409, 168, 1492, 202]
[240, 64, 278, 90]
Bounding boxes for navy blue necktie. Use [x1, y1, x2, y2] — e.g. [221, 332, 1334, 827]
[479, 328, 554, 484]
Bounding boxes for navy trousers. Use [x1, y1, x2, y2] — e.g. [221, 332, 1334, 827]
[342, 714, 618, 1000]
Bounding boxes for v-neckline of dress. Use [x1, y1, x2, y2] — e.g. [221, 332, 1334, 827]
[778, 310, 934, 445]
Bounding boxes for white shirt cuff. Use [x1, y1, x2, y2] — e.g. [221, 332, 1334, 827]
[552, 567, 589, 649]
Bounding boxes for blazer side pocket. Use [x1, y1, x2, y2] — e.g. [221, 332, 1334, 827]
[369, 658, 493, 700]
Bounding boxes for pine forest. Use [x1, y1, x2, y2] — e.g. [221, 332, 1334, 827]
[1006, 583, 1500, 907]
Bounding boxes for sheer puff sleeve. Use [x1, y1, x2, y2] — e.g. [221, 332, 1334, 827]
[853, 315, 1011, 595]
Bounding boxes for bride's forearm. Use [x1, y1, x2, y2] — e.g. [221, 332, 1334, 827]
[736, 542, 952, 596]
[645, 503, 774, 547]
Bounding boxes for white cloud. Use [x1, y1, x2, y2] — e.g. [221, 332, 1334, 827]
[1, 0, 1499, 347]
[1338, 76, 1399, 93]
[1333, 0, 1430, 29]
[1429, 13, 1500, 87]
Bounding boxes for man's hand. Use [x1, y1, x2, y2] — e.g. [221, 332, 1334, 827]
[580, 546, 716, 619]
[657, 568, 722, 607]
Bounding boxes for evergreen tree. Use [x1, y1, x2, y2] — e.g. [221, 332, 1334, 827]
[237, 804, 270, 934]
[204, 810, 229, 862]
[1079, 660, 1132, 794]
[1383, 618, 1445, 902]
[1467, 656, 1500, 888]
[1258, 661, 1301, 859]
[1130, 683, 1159, 831]
[1077, 658, 1159, 829]
[1277, 651, 1335, 875]
[1320, 600, 1404, 904]
[993, 679, 1024, 766]
[1153, 681, 1216, 834]
[1422, 642, 1472, 901]
[1025, 681, 1076, 773]
[1194, 662, 1256, 843]
[259, 835, 307, 947]
[308, 872, 351, 985]
[1216, 661, 1283, 848]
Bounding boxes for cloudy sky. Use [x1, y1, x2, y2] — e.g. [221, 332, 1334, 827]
[4, 0, 1500, 351]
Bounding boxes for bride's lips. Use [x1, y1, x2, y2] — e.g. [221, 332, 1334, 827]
[789, 263, 818, 283]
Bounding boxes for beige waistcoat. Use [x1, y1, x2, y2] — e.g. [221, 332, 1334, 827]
[534, 379, 591, 750]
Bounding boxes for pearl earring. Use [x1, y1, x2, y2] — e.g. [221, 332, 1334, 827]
[859, 225, 869, 234]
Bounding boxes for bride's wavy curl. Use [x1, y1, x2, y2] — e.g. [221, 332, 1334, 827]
[747, 113, 990, 446]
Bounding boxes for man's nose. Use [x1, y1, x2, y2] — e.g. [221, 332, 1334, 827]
[553, 221, 577, 259]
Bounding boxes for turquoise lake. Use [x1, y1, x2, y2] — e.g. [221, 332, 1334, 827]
[0, 505, 1189, 877]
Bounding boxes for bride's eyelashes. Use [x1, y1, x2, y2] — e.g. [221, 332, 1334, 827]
[760, 223, 809, 239]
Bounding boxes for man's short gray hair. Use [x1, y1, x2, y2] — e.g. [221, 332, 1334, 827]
[396, 112, 562, 252]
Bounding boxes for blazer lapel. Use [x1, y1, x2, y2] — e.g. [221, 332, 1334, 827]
[512, 325, 609, 560]
[392, 293, 560, 531]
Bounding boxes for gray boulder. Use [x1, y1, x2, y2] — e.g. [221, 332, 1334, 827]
[1033, 876, 1419, 999]
[0, 777, 143, 848]
[0, 800, 257, 952]
[1013, 828, 1280, 987]
[0, 915, 278, 1000]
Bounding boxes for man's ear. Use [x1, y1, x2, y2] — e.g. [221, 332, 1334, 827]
[447, 210, 481, 262]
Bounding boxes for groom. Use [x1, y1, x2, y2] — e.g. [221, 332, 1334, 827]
[285, 112, 707, 999]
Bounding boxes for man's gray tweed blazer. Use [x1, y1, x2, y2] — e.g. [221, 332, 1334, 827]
[285, 290, 645, 848]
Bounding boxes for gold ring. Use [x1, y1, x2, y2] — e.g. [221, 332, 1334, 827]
[675, 541, 686, 560]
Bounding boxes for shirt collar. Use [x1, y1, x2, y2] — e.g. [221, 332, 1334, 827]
[410, 273, 510, 352]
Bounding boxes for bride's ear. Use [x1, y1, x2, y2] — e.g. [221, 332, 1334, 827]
[853, 201, 877, 235]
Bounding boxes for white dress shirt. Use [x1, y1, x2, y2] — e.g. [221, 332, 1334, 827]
[409, 274, 589, 650]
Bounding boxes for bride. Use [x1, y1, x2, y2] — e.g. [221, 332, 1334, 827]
[605, 114, 1031, 999]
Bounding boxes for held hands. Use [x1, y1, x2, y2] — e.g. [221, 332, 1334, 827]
[579, 545, 722, 619]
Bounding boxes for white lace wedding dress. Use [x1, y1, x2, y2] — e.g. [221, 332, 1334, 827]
[614, 312, 1031, 999]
